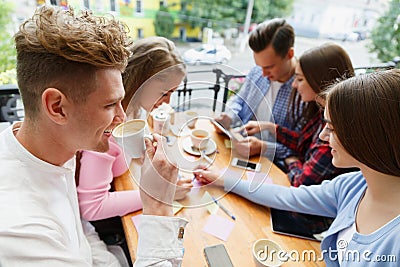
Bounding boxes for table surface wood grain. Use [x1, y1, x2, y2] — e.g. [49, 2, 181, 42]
[113, 115, 325, 267]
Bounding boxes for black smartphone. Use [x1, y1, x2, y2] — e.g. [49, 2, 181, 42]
[204, 244, 234, 267]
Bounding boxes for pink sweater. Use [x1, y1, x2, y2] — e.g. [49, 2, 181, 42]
[77, 138, 142, 221]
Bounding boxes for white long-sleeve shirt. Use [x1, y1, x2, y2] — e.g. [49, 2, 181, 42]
[0, 124, 187, 266]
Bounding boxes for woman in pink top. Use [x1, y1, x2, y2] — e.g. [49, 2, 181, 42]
[76, 37, 192, 222]
[76, 38, 191, 264]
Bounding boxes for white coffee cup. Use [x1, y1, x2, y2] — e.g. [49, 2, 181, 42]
[152, 111, 170, 135]
[252, 239, 284, 267]
[190, 129, 210, 150]
[112, 119, 153, 158]
[184, 110, 198, 129]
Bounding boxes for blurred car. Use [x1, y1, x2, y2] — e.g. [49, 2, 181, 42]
[325, 31, 361, 42]
[352, 29, 370, 41]
[183, 44, 232, 65]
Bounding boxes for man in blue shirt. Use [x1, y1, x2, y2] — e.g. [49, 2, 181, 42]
[215, 19, 302, 163]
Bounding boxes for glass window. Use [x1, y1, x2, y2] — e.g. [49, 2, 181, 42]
[137, 28, 143, 39]
[136, 0, 143, 14]
[83, 0, 90, 9]
[110, 0, 116, 11]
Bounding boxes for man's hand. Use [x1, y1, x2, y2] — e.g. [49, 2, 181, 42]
[234, 136, 267, 158]
[241, 121, 262, 135]
[213, 113, 232, 133]
[174, 177, 193, 200]
[140, 134, 178, 216]
[240, 121, 276, 136]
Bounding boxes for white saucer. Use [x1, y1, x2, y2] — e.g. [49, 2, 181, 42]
[182, 136, 217, 156]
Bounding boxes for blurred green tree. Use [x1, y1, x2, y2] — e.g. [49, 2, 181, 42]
[0, 1, 16, 75]
[253, 0, 293, 23]
[154, 6, 175, 39]
[369, 0, 400, 62]
[179, 0, 293, 30]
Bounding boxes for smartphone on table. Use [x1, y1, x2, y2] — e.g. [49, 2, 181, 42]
[204, 244, 234, 267]
[231, 157, 261, 172]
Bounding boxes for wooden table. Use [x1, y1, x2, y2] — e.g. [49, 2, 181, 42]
[114, 117, 325, 267]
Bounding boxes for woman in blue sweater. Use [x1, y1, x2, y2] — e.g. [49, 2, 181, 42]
[194, 69, 400, 266]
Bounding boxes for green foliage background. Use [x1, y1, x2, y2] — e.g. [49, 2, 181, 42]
[369, 0, 400, 62]
[0, 1, 16, 84]
[179, 0, 293, 30]
[154, 6, 175, 39]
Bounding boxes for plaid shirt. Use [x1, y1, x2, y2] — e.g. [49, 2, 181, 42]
[226, 66, 301, 159]
[275, 110, 349, 187]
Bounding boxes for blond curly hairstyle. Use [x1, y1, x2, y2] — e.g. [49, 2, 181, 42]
[14, 6, 133, 117]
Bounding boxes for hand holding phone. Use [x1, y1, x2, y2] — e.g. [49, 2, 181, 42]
[230, 127, 245, 141]
[211, 119, 244, 141]
[204, 244, 234, 267]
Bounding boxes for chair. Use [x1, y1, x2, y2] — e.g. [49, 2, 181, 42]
[174, 68, 246, 112]
[1, 94, 25, 123]
[0, 84, 19, 96]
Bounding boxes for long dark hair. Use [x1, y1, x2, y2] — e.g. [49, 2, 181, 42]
[291, 43, 355, 125]
[327, 69, 400, 176]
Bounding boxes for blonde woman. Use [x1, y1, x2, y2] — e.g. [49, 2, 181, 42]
[76, 37, 191, 263]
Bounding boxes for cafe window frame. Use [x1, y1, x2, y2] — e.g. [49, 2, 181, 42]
[135, 0, 143, 15]
[83, 0, 90, 9]
[137, 28, 144, 39]
[110, 0, 117, 12]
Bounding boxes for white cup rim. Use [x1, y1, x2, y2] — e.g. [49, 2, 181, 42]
[112, 119, 146, 138]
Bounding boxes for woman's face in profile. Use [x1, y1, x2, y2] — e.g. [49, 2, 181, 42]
[152, 88, 176, 109]
[139, 72, 184, 112]
[319, 106, 358, 168]
[292, 64, 317, 102]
